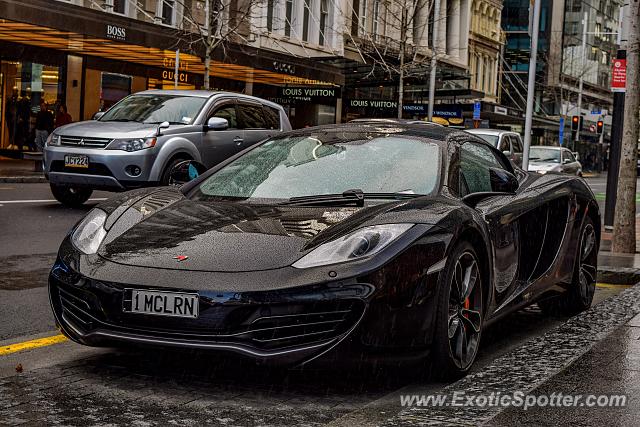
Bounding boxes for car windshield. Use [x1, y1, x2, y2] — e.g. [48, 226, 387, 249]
[473, 134, 499, 146]
[192, 132, 441, 202]
[530, 147, 561, 163]
[99, 94, 207, 125]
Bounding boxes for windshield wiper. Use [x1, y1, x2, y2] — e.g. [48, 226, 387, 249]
[281, 189, 421, 207]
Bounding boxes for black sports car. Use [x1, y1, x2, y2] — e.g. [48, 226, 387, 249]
[49, 122, 599, 378]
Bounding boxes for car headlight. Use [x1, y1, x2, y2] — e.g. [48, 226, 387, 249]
[108, 137, 156, 152]
[47, 134, 61, 146]
[292, 223, 414, 269]
[71, 209, 107, 254]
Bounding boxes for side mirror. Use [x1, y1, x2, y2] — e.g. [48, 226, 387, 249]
[168, 160, 208, 186]
[489, 167, 519, 193]
[502, 150, 511, 156]
[93, 111, 105, 120]
[462, 168, 518, 208]
[156, 121, 171, 137]
[206, 117, 229, 131]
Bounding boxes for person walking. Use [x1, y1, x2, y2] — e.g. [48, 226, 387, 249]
[34, 100, 54, 152]
[55, 104, 72, 128]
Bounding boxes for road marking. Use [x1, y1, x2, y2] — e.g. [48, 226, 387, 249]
[597, 282, 633, 289]
[0, 334, 68, 356]
[0, 198, 107, 204]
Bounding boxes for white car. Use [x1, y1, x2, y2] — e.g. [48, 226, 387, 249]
[465, 129, 524, 168]
[528, 146, 583, 176]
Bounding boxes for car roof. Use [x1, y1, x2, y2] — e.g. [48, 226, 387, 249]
[350, 118, 445, 126]
[133, 90, 285, 110]
[465, 129, 518, 136]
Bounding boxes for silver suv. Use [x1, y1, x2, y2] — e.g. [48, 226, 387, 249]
[465, 129, 524, 168]
[44, 90, 291, 206]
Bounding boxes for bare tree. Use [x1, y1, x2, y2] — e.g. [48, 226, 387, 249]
[613, 0, 640, 253]
[175, 0, 265, 89]
[348, 0, 439, 118]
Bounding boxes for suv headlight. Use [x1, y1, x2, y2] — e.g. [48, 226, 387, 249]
[71, 209, 107, 254]
[47, 134, 61, 146]
[108, 137, 156, 152]
[292, 223, 414, 269]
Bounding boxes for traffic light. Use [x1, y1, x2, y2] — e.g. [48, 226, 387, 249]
[596, 120, 604, 135]
[571, 115, 582, 131]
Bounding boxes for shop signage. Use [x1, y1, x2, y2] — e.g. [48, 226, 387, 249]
[494, 106, 508, 115]
[273, 61, 296, 75]
[473, 101, 481, 120]
[433, 105, 463, 118]
[278, 86, 341, 101]
[106, 24, 127, 41]
[611, 59, 626, 92]
[349, 99, 398, 109]
[162, 70, 190, 83]
[559, 117, 565, 146]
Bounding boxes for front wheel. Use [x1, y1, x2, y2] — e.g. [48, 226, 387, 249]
[50, 184, 93, 207]
[432, 242, 484, 380]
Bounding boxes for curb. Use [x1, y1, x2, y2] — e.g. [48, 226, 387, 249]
[0, 176, 47, 183]
[597, 266, 640, 285]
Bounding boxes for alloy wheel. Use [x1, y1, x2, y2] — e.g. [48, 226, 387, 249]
[447, 251, 482, 370]
[578, 222, 597, 306]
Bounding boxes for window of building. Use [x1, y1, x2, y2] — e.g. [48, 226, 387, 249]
[267, 0, 275, 32]
[157, 0, 176, 26]
[285, 0, 294, 37]
[319, 0, 329, 45]
[360, 0, 368, 33]
[351, 0, 360, 35]
[372, 0, 381, 39]
[302, 0, 311, 41]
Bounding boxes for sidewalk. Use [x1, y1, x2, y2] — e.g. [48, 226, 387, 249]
[0, 157, 46, 183]
[598, 215, 640, 284]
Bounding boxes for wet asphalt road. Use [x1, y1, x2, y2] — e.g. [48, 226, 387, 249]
[0, 180, 632, 426]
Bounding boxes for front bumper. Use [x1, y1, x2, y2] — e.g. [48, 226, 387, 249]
[44, 145, 158, 190]
[49, 259, 372, 364]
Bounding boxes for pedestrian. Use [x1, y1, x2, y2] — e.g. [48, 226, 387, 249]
[55, 104, 73, 128]
[34, 100, 54, 152]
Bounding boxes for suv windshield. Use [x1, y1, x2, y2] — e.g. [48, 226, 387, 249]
[192, 132, 441, 201]
[473, 134, 499, 145]
[530, 147, 561, 163]
[99, 94, 207, 125]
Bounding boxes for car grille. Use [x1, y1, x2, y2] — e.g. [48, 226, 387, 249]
[60, 136, 112, 148]
[53, 278, 366, 352]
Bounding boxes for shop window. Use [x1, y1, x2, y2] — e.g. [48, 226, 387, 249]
[101, 73, 131, 111]
[1, 61, 61, 150]
[238, 104, 267, 129]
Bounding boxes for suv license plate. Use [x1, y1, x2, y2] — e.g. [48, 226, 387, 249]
[126, 290, 199, 319]
[64, 154, 89, 168]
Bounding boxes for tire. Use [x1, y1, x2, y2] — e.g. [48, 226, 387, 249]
[50, 184, 92, 207]
[538, 216, 597, 316]
[160, 157, 189, 186]
[432, 241, 484, 380]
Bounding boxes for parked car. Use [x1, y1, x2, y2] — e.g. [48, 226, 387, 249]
[43, 90, 291, 206]
[50, 122, 599, 378]
[465, 129, 524, 168]
[528, 146, 583, 176]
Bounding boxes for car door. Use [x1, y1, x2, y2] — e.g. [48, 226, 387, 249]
[237, 101, 272, 147]
[458, 141, 520, 307]
[563, 150, 579, 175]
[200, 100, 245, 168]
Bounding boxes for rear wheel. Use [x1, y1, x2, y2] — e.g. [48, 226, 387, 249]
[432, 242, 484, 380]
[50, 184, 92, 207]
[539, 216, 597, 315]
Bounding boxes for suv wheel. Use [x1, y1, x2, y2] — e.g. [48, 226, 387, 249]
[50, 184, 93, 207]
[160, 157, 189, 186]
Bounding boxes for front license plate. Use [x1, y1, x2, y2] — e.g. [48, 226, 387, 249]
[64, 154, 89, 168]
[125, 289, 199, 319]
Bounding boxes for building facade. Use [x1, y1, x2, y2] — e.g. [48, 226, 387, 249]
[468, 0, 503, 103]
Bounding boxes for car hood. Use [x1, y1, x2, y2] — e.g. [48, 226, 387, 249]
[528, 161, 560, 171]
[96, 188, 438, 272]
[55, 120, 160, 139]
